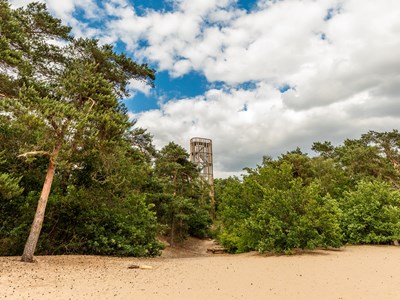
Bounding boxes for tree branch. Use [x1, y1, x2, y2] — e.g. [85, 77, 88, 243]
[18, 151, 50, 158]
[86, 97, 96, 118]
[49, 116, 59, 132]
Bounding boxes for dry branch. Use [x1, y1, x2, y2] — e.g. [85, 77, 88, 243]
[18, 151, 50, 158]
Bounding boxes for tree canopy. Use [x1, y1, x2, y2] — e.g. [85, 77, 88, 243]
[215, 130, 400, 253]
[0, 0, 162, 261]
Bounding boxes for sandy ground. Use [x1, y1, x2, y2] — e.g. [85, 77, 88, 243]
[1, 240, 399, 300]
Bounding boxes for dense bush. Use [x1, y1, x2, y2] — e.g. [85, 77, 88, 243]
[187, 203, 212, 238]
[0, 191, 39, 255]
[340, 180, 400, 244]
[1, 187, 164, 256]
[217, 163, 342, 253]
[243, 181, 342, 253]
[215, 177, 251, 252]
[215, 132, 400, 253]
[58, 189, 161, 255]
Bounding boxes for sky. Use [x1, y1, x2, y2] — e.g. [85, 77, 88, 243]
[10, 0, 400, 178]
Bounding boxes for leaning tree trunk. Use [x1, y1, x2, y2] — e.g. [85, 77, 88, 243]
[21, 143, 61, 262]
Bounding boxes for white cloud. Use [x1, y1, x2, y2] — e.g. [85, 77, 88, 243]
[128, 79, 152, 96]
[9, 0, 34, 7]
[136, 82, 400, 177]
[108, 0, 400, 111]
[10, 0, 400, 177]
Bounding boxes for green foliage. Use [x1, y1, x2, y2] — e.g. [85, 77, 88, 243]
[37, 189, 162, 256]
[0, 1, 162, 257]
[313, 130, 400, 188]
[0, 152, 23, 199]
[71, 38, 155, 98]
[152, 142, 212, 243]
[0, 191, 37, 255]
[244, 179, 342, 253]
[340, 180, 400, 244]
[217, 163, 342, 253]
[0, 173, 23, 199]
[215, 131, 400, 254]
[0, 152, 26, 254]
[187, 203, 212, 238]
[0, 0, 71, 97]
[215, 177, 249, 252]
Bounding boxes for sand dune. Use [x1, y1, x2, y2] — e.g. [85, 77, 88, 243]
[1, 243, 399, 300]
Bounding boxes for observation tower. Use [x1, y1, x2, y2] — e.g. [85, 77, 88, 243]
[189, 137, 215, 212]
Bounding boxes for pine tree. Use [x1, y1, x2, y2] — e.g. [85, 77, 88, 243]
[0, 1, 155, 262]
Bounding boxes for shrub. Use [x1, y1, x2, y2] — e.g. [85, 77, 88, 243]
[242, 180, 342, 253]
[340, 180, 400, 244]
[217, 163, 343, 253]
[36, 187, 163, 256]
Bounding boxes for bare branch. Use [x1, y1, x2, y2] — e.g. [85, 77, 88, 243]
[87, 97, 96, 116]
[18, 151, 50, 158]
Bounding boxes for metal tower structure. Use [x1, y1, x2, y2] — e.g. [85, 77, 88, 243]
[190, 137, 215, 212]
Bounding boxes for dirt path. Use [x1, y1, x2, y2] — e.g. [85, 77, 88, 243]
[1, 241, 399, 299]
[159, 237, 216, 258]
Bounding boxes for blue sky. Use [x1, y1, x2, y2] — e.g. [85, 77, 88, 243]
[119, 0, 258, 113]
[11, 0, 400, 177]
[66, 1, 259, 114]
[126, 70, 210, 112]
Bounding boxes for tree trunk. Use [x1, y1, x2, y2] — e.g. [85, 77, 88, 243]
[170, 216, 175, 247]
[21, 143, 61, 262]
